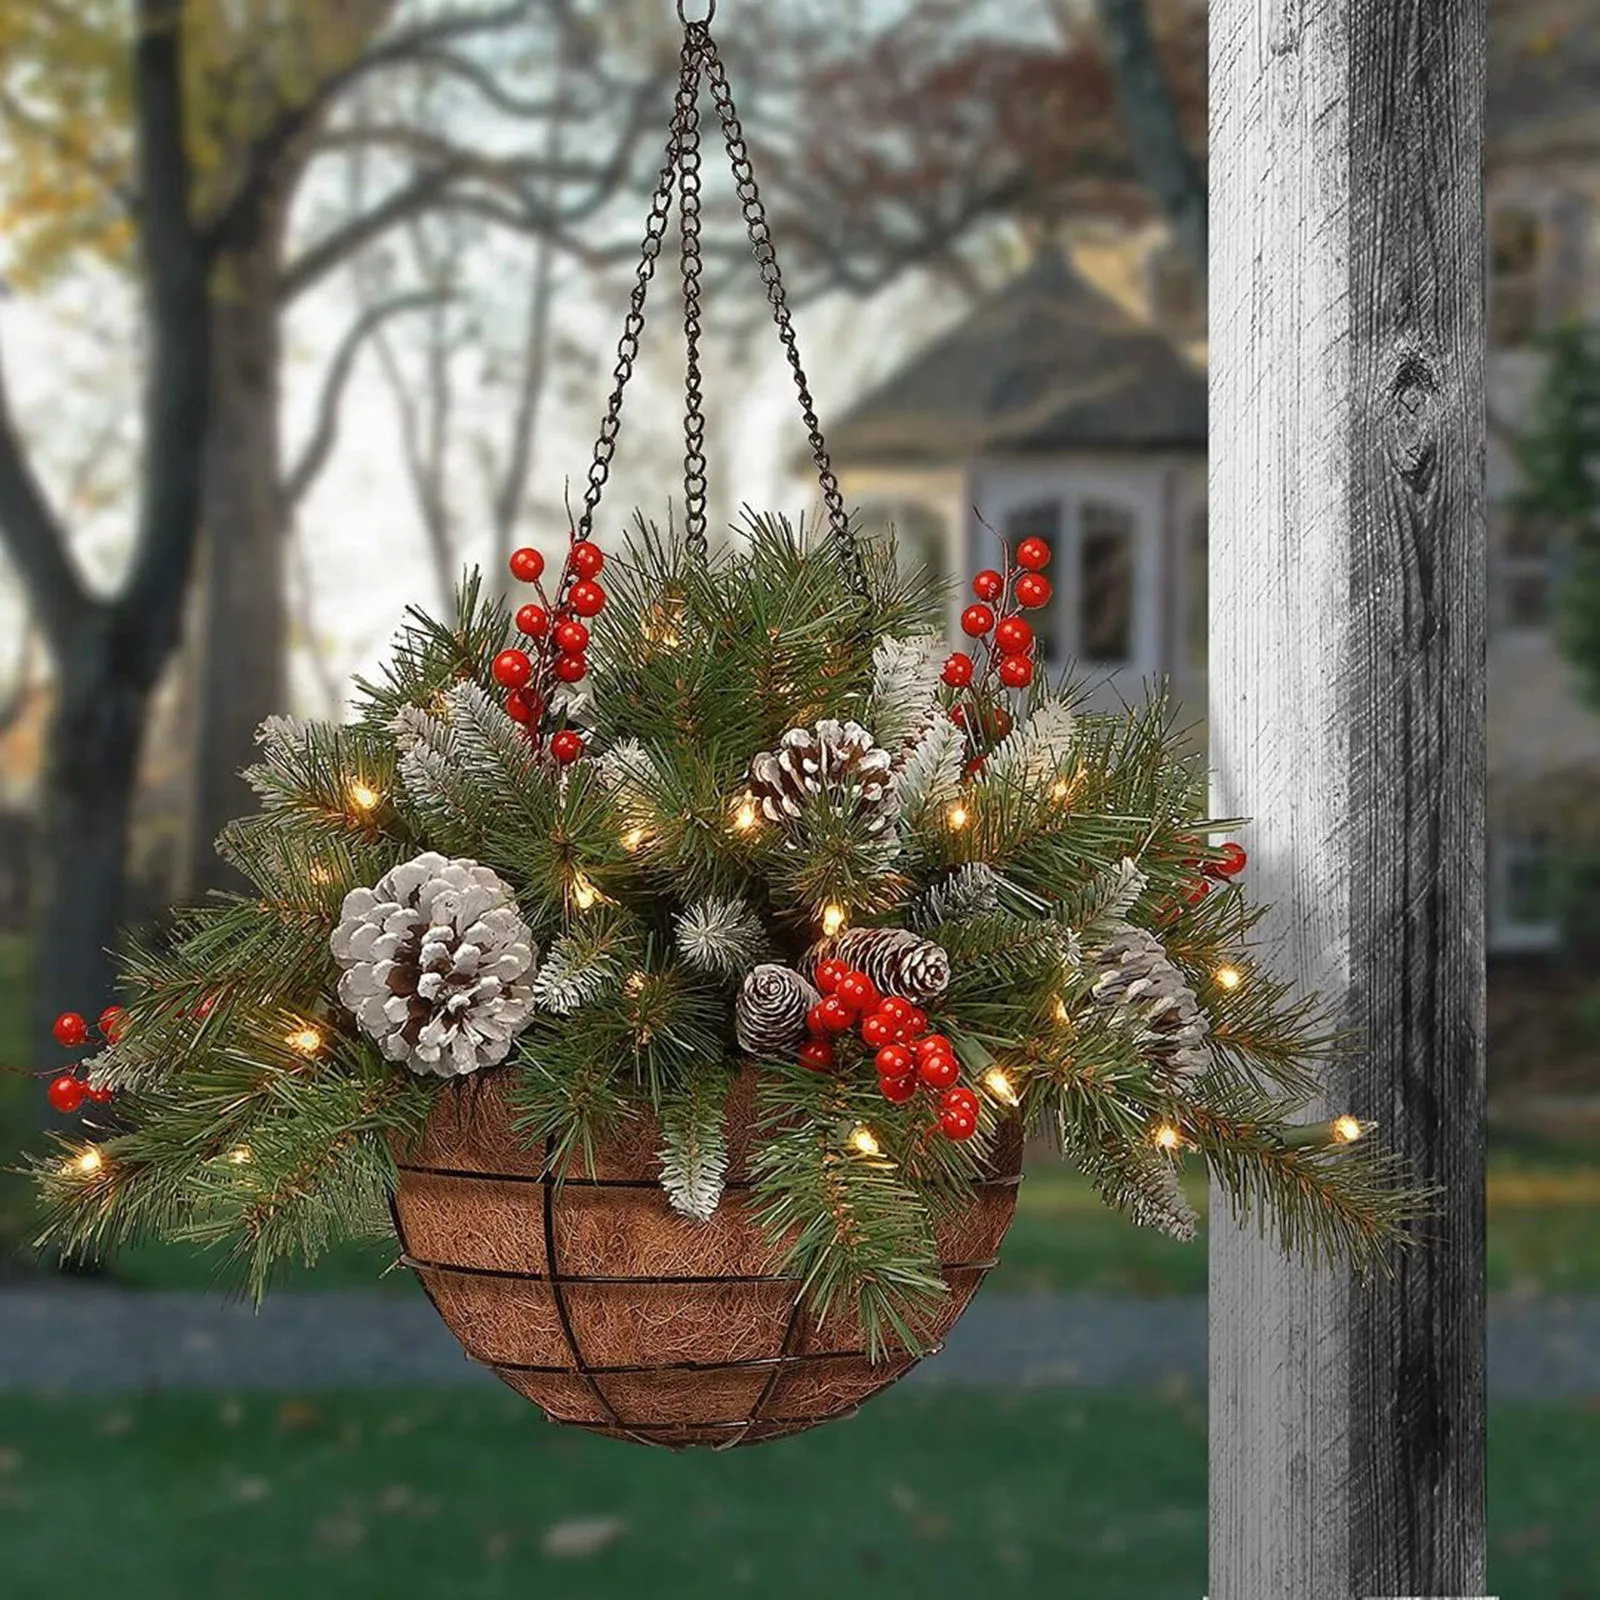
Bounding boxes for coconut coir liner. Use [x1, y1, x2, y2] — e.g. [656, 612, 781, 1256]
[391, 1066, 1022, 1449]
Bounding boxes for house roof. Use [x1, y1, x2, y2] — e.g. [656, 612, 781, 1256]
[824, 250, 1206, 469]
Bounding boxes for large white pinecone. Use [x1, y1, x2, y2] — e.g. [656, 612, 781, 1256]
[747, 720, 897, 836]
[330, 852, 538, 1077]
[735, 963, 820, 1056]
[1088, 923, 1209, 1085]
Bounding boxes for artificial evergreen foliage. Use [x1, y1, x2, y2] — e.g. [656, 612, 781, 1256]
[30, 512, 1431, 1342]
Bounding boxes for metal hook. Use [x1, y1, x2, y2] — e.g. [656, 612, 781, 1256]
[676, 0, 715, 23]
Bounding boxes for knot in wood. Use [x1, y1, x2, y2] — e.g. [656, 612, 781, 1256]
[1387, 350, 1441, 493]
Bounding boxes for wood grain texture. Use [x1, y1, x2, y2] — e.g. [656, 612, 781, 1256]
[1208, 2, 1487, 1597]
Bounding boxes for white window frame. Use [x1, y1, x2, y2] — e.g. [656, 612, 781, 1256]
[971, 463, 1162, 679]
[1488, 191, 1590, 350]
[1491, 499, 1559, 640]
[1488, 828, 1561, 954]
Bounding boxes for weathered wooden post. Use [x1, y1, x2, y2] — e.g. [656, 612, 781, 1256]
[1208, 2, 1488, 1597]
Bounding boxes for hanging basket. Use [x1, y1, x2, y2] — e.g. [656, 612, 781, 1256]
[392, 1070, 1023, 1448]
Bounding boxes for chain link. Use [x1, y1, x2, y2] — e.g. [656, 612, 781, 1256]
[574, 34, 700, 546]
[678, 30, 709, 563]
[575, 17, 868, 604]
[702, 41, 868, 599]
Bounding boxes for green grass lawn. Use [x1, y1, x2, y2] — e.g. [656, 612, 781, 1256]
[0, 1386, 1592, 1600]
[6, 929, 1600, 1299]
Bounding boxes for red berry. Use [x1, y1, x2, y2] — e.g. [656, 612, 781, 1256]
[570, 541, 605, 580]
[940, 1107, 978, 1141]
[817, 996, 854, 1033]
[961, 604, 995, 637]
[837, 972, 879, 1013]
[918, 1052, 960, 1090]
[1184, 878, 1211, 905]
[880, 1074, 918, 1105]
[97, 1006, 126, 1043]
[553, 653, 587, 684]
[1016, 536, 1052, 571]
[902, 1007, 928, 1038]
[569, 580, 606, 618]
[994, 616, 1033, 655]
[505, 688, 535, 725]
[999, 654, 1034, 689]
[52, 1012, 88, 1047]
[806, 1003, 830, 1036]
[988, 707, 1014, 738]
[554, 619, 590, 654]
[972, 569, 1004, 602]
[814, 959, 849, 995]
[914, 1033, 952, 1060]
[1015, 573, 1052, 610]
[194, 994, 217, 1020]
[85, 1084, 115, 1105]
[550, 730, 584, 764]
[950, 705, 965, 726]
[47, 1074, 85, 1114]
[1217, 842, 1248, 877]
[941, 1086, 980, 1118]
[942, 653, 975, 688]
[875, 1043, 913, 1077]
[860, 1014, 897, 1049]
[509, 547, 545, 583]
[492, 649, 532, 689]
[797, 1039, 835, 1073]
[878, 996, 913, 1025]
[516, 604, 550, 639]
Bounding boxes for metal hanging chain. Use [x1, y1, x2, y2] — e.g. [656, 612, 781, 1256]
[574, 33, 701, 546]
[701, 35, 868, 600]
[678, 30, 710, 563]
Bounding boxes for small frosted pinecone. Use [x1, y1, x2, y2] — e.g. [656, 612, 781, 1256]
[810, 927, 951, 1005]
[735, 963, 820, 1056]
[1088, 923, 1209, 1084]
[747, 719, 897, 835]
[330, 852, 538, 1077]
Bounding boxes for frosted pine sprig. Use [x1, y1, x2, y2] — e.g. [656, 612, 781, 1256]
[985, 699, 1077, 790]
[658, 1079, 730, 1223]
[674, 897, 769, 978]
[910, 863, 1003, 929]
[869, 634, 946, 748]
[530, 934, 617, 1014]
[896, 717, 964, 826]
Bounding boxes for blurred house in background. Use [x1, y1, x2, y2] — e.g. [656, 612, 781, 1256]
[834, 2, 1600, 975]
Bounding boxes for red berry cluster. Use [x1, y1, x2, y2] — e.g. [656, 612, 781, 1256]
[46, 1007, 123, 1114]
[493, 538, 608, 765]
[1158, 839, 1249, 923]
[941, 537, 1053, 760]
[798, 961, 979, 1142]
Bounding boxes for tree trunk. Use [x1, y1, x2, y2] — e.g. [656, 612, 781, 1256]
[181, 237, 289, 896]
[33, 641, 148, 1096]
[1208, 1, 1488, 1595]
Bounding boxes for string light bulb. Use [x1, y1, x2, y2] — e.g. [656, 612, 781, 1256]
[1151, 1122, 1183, 1152]
[1331, 1114, 1366, 1144]
[821, 903, 848, 938]
[1214, 964, 1243, 991]
[732, 797, 759, 832]
[1053, 996, 1071, 1024]
[621, 826, 647, 852]
[625, 971, 647, 995]
[982, 1066, 1020, 1106]
[346, 779, 381, 813]
[849, 1125, 881, 1158]
[286, 1026, 324, 1056]
[945, 802, 970, 831]
[67, 1147, 104, 1176]
[572, 872, 600, 911]
[227, 1146, 252, 1165]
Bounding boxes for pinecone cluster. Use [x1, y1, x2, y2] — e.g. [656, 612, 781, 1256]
[330, 852, 539, 1077]
[735, 963, 820, 1056]
[747, 720, 897, 836]
[809, 926, 950, 1006]
[1088, 923, 1209, 1084]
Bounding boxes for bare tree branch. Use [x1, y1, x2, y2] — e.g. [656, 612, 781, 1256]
[283, 288, 449, 507]
[0, 345, 88, 659]
[1087, 0, 1207, 280]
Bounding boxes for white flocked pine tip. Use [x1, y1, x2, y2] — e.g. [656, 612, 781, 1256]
[867, 634, 946, 748]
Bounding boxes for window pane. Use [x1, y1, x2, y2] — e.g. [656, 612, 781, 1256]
[1496, 507, 1557, 630]
[1186, 508, 1208, 670]
[859, 501, 948, 589]
[1004, 501, 1063, 662]
[1080, 501, 1135, 663]
[1491, 208, 1541, 275]
[1502, 833, 1556, 928]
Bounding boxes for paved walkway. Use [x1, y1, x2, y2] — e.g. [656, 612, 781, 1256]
[1, 1285, 1596, 1397]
